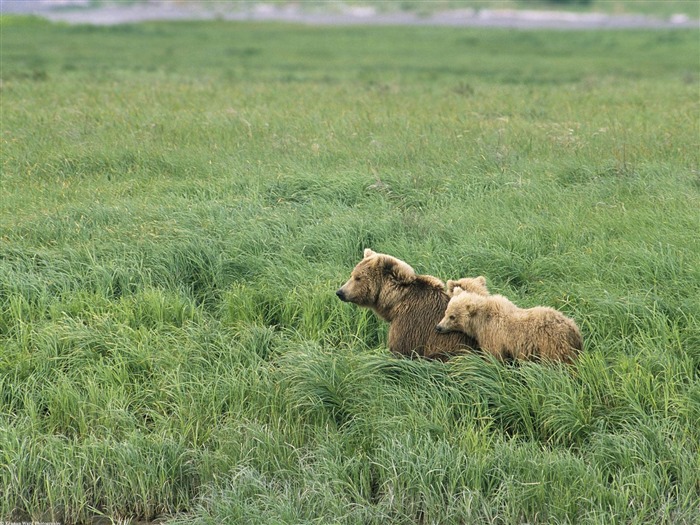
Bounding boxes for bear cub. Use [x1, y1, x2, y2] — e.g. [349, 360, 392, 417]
[446, 276, 490, 297]
[436, 283, 582, 364]
[337, 249, 476, 360]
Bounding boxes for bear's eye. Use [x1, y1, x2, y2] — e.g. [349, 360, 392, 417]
[449, 315, 455, 321]
[354, 276, 361, 282]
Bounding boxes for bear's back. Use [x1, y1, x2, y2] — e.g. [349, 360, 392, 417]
[510, 305, 582, 361]
[388, 276, 476, 359]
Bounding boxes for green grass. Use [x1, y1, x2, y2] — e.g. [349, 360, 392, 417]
[1, 16, 699, 525]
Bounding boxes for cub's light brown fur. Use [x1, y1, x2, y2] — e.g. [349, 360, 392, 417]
[436, 287, 582, 364]
[336, 249, 476, 360]
[447, 276, 489, 297]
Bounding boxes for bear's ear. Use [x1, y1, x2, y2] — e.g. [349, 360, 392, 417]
[382, 256, 415, 284]
[446, 280, 457, 296]
[452, 286, 465, 296]
[476, 276, 486, 285]
[363, 248, 377, 259]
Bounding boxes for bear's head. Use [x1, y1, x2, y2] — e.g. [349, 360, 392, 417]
[446, 276, 489, 297]
[336, 248, 416, 312]
[435, 287, 486, 334]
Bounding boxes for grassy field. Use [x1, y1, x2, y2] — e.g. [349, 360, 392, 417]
[1, 15, 699, 525]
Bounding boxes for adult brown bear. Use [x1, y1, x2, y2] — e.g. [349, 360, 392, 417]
[336, 249, 476, 360]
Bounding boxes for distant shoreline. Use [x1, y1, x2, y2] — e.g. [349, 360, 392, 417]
[2, 1, 698, 29]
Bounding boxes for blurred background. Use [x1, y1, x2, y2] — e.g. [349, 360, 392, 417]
[2, 0, 697, 27]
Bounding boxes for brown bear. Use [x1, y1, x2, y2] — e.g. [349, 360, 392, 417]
[435, 287, 582, 364]
[336, 249, 476, 360]
[446, 276, 490, 297]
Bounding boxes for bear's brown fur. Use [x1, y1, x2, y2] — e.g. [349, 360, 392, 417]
[436, 287, 582, 364]
[336, 249, 476, 360]
[446, 276, 489, 297]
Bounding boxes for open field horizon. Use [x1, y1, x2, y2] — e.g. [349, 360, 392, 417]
[1, 15, 699, 524]
[2, 0, 699, 28]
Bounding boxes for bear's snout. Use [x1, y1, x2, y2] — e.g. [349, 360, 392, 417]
[336, 289, 348, 302]
[435, 324, 447, 334]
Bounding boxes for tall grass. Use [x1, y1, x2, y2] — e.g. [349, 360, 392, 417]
[1, 16, 699, 524]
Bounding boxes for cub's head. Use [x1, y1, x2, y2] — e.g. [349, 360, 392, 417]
[435, 286, 484, 334]
[446, 276, 489, 297]
[336, 248, 416, 309]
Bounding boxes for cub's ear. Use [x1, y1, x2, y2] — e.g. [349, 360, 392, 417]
[452, 286, 465, 296]
[476, 276, 486, 285]
[382, 256, 415, 284]
[446, 279, 457, 295]
[363, 248, 377, 258]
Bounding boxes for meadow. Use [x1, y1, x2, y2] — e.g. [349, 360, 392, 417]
[1, 15, 699, 524]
